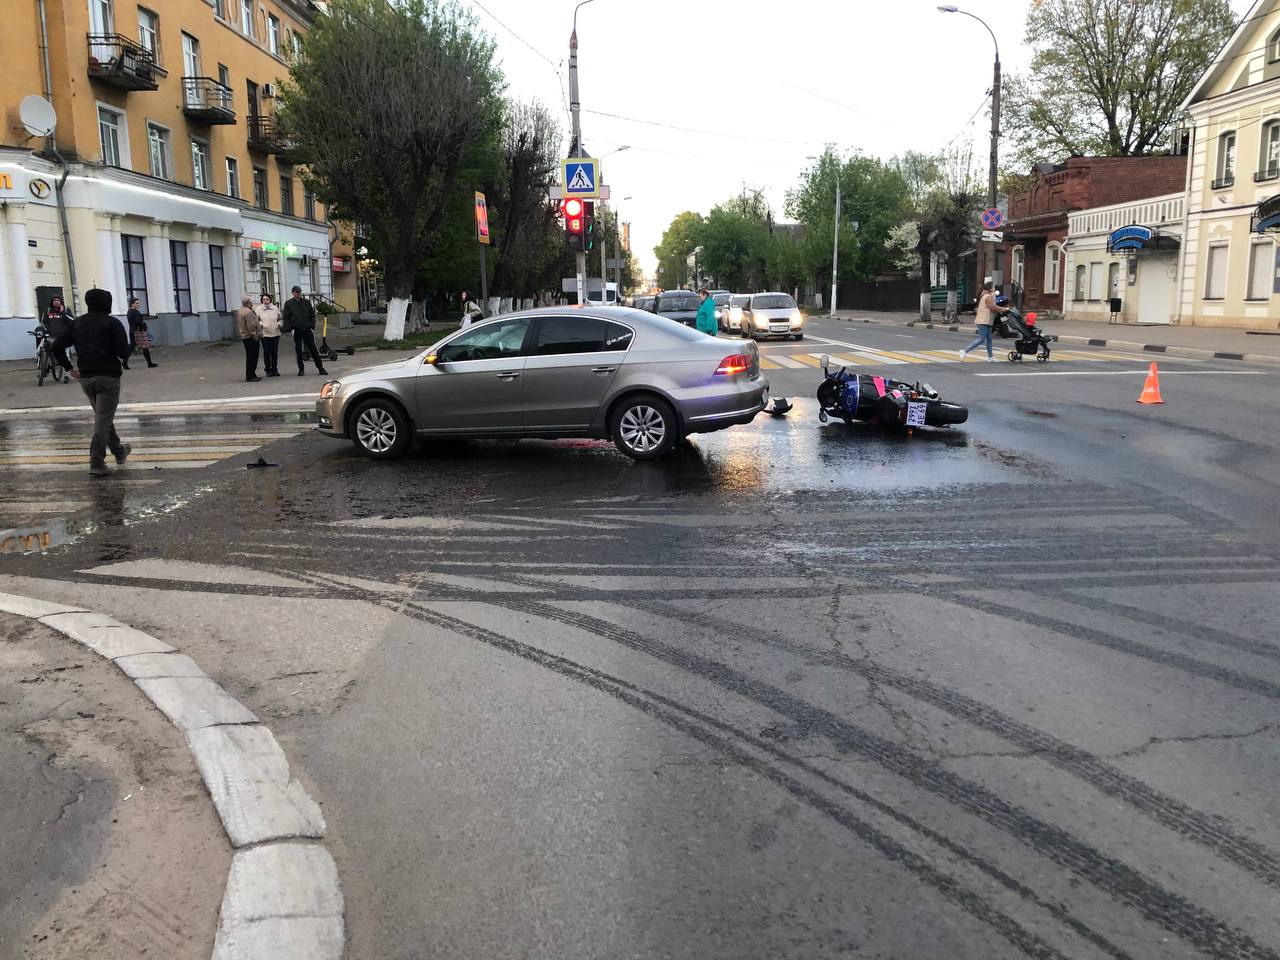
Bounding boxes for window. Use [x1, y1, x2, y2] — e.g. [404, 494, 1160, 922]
[1011, 246, 1025, 288]
[1204, 244, 1228, 300]
[1247, 241, 1273, 300]
[533, 317, 633, 355]
[1107, 262, 1120, 298]
[191, 139, 211, 190]
[209, 245, 227, 311]
[1045, 243, 1061, 294]
[252, 166, 267, 209]
[1270, 27, 1280, 62]
[437, 318, 531, 363]
[138, 8, 160, 61]
[214, 0, 226, 20]
[304, 189, 316, 221]
[241, 0, 254, 37]
[291, 31, 302, 60]
[267, 15, 281, 55]
[218, 63, 230, 89]
[147, 123, 171, 179]
[1074, 263, 1086, 301]
[748, 294, 795, 309]
[98, 106, 124, 166]
[225, 157, 240, 198]
[90, 0, 114, 34]
[170, 240, 192, 313]
[122, 235, 148, 315]
[1088, 261, 1103, 300]
[279, 173, 294, 215]
[1215, 131, 1236, 187]
[1262, 121, 1280, 180]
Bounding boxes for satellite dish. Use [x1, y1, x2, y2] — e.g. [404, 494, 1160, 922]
[19, 96, 57, 138]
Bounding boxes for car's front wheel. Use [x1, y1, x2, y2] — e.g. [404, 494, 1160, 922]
[350, 397, 411, 459]
[610, 394, 678, 461]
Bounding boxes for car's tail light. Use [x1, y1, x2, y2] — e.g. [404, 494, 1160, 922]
[714, 353, 751, 375]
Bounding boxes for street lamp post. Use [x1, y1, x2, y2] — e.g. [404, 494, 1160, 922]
[568, 0, 595, 307]
[939, 5, 1001, 291]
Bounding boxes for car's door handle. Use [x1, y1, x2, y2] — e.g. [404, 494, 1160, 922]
[496, 371, 520, 381]
[591, 366, 616, 374]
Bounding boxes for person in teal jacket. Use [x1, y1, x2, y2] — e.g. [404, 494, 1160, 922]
[694, 288, 718, 336]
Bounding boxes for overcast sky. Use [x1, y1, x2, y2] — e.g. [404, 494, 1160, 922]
[462, 0, 1252, 278]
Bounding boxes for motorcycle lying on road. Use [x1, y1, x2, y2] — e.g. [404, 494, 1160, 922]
[816, 355, 969, 428]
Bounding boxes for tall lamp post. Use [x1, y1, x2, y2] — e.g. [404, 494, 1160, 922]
[568, 0, 595, 306]
[939, 4, 1001, 290]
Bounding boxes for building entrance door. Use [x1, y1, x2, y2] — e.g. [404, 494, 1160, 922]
[1137, 257, 1174, 325]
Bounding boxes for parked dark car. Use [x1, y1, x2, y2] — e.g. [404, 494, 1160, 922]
[651, 290, 701, 327]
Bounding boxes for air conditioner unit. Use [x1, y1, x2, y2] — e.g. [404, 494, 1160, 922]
[261, 83, 277, 99]
[248, 249, 264, 265]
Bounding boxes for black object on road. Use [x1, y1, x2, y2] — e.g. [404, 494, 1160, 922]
[769, 398, 792, 417]
[246, 456, 280, 469]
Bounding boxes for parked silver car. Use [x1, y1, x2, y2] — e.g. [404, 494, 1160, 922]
[316, 307, 769, 461]
[741, 292, 805, 341]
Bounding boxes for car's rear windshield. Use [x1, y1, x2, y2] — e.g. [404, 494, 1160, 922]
[659, 293, 699, 311]
[752, 294, 796, 309]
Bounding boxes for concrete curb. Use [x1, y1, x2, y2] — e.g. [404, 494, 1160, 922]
[0, 590, 344, 960]
[827, 314, 1280, 367]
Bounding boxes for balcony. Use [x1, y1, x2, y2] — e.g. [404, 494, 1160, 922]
[1211, 174, 1235, 190]
[247, 116, 290, 155]
[1254, 168, 1280, 184]
[86, 34, 164, 91]
[181, 77, 235, 124]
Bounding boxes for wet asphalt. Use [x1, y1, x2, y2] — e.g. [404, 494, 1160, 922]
[2, 318, 1279, 959]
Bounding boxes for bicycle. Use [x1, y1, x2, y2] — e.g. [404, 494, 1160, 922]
[30, 326, 66, 386]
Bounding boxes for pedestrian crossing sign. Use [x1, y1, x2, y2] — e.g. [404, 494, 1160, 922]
[562, 157, 600, 198]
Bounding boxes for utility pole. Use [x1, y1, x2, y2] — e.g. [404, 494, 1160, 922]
[829, 179, 841, 316]
[568, 0, 594, 308]
[600, 196, 608, 303]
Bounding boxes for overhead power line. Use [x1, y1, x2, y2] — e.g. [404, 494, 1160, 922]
[582, 108, 830, 146]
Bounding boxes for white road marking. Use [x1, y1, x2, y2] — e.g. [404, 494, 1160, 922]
[0, 393, 317, 416]
[769, 355, 808, 369]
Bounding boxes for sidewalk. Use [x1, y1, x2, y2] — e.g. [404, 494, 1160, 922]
[0, 321, 420, 414]
[830, 309, 1280, 365]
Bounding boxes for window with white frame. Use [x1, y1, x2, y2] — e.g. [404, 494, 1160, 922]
[1012, 246, 1025, 288]
[1216, 131, 1236, 186]
[1045, 243, 1061, 294]
[1074, 263, 1086, 301]
[225, 156, 240, 198]
[138, 7, 160, 61]
[1262, 121, 1280, 179]
[291, 30, 302, 60]
[191, 139, 211, 190]
[1204, 244, 1228, 299]
[1247, 240, 1273, 300]
[1088, 261, 1104, 300]
[213, 0, 227, 20]
[1108, 262, 1120, 298]
[1270, 27, 1280, 62]
[268, 14, 281, 55]
[147, 123, 172, 180]
[98, 105, 125, 167]
[241, 0, 254, 37]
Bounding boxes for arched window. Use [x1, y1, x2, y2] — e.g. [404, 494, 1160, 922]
[1045, 243, 1062, 294]
[1215, 130, 1237, 188]
[1269, 27, 1280, 63]
[1012, 246, 1025, 288]
[1261, 120, 1280, 180]
[1074, 263, 1087, 302]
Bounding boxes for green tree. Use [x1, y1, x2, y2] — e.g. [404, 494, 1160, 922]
[1004, 0, 1236, 169]
[279, 0, 504, 339]
[653, 211, 705, 289]
[698, 190, 772, 291]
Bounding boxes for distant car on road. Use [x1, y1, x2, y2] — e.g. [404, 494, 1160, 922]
[633, 295, 654, 312]
[709, 290, 732, 327]
[740, 292, 805, 341]
[722, 293, 751, 332]
[316, 307, 769, 462]
[650, 290, 701, 327]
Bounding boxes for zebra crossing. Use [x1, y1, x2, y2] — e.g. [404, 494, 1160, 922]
[756, 343, 1166, 370]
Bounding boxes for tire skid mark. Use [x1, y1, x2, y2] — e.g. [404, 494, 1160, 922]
[621, 595, 1280, 888]
[380, 597, 1085, 960]
[484, 593, 1279, 960]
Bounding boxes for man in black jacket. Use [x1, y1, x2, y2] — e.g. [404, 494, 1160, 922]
[281, 285, 327, 376]
[51, 288, 133, 477]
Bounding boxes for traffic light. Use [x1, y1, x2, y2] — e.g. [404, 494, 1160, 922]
[563, 198, 584, 251]
[583, 201, 595, 251]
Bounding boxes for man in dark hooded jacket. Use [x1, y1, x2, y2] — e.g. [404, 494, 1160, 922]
[51, 288, 133, 477]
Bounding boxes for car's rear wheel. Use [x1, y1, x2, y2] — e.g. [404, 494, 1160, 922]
[610, 394, 678, 461]
[350, 397, 411, 459]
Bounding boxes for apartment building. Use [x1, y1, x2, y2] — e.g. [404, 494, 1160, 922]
[0, 0, 356, 359]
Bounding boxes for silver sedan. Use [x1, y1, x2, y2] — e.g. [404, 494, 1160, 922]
[316, 306, 769, 461]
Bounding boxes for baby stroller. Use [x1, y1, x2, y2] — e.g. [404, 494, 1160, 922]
[995, 296, 1055, 363]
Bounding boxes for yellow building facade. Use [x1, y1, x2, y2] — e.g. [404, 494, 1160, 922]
[0, 0, 356, 359]
[1179, 0, 1280, 327]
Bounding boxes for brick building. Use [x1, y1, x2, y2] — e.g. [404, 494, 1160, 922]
[1001, 156, 1187, 318]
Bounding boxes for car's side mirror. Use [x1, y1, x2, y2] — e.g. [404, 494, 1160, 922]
[820, 354, 830, 372]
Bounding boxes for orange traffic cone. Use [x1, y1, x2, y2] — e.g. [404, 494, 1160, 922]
[1137, 362, 1164, 404]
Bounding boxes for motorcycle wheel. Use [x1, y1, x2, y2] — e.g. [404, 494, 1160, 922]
[924, 401, 968, 426]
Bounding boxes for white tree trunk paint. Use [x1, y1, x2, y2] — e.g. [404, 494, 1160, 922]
[384, 295, 409, 341]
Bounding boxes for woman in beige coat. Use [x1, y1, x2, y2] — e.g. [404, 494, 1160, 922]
[255, 293, 284, 377]
[236, 296, 262, 382]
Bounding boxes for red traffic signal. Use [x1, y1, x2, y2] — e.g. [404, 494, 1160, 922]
[563, 198, 585, 250]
